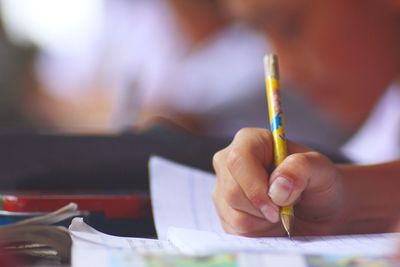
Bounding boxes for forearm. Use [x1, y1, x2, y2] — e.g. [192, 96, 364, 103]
[339, 160, 400, 234]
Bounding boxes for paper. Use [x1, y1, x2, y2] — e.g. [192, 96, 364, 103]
[70, 156, 398, 266]
[149, 156, 224, 240]
[69, 219, 310, 267]
[73, 247, 395, 267]
[69, 217, 177, 254]
[72, 247, 312, 267]
[72, 247, 147, 267]
[149, 156, 400, 257]
[167, 227, 398, 256]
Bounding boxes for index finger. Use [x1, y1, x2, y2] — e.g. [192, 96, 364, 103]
[226, 128, 277, 220]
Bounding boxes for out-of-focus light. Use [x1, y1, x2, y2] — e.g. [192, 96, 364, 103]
[0, 0, 104, 51]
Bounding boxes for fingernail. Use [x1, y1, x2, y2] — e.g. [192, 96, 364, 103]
[268, 176, 293, 204]
[260, 204, 279, 223]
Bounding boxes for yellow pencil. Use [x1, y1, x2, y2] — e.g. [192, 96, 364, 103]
[263, 54, 294, 238]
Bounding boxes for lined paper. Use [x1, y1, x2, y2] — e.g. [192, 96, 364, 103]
[149, 156, 400, 257]
[167, 227, 399, 256]
[150, 156, 224, 240]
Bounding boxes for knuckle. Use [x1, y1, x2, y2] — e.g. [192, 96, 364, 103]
[288, 153, 313, 170]
[307, 151, 326, 161]
[226, 147, 249, 174]
[233, 128, 253, 140]
[212, 150, 225, 171]
[234, 128, 272, 149]
[234, 127, 269, 139]
[226, 148, 243, 172]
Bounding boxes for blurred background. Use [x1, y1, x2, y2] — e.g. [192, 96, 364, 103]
[0, 0, 348, 151]
[0, 0, 267, 134]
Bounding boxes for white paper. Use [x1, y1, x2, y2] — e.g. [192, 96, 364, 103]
[167, 227, 399, 257]
[149, 156, 224, 240]
[69, 217, 177, 254]
[72, 247, 147, 267]
[72, 246, 307, 267]
[149, 156, 399, 257]
[69, 219, 308, 267]
[236, 253, 307, 267]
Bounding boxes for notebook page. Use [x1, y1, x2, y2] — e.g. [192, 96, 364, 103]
[168, 227, 399, 257]
[149, 156, 224, 240]
[69, 218, 177, 254]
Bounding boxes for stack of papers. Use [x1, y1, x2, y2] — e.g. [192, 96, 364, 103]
[70, 156, 399, 267]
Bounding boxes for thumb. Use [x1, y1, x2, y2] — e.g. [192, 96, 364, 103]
[268, 151, 337, 207]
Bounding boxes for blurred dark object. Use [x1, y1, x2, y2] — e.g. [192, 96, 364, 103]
[0, 125, 230, 191]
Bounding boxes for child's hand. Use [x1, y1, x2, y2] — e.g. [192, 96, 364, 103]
[212, 128, 346, 236]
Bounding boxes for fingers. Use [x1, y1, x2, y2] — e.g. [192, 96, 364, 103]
[213, 193, 282, 236]
[213, 145, 279, 222]
[268, 151, 338, 208]
[213, 155, 265, 219]
[225, 129, 277, 215]
[212, 128, 283, 236]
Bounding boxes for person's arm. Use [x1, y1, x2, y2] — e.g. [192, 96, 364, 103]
[339, 161, 400, 234]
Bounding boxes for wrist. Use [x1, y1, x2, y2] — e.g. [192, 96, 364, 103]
[335, 163, 400, 234]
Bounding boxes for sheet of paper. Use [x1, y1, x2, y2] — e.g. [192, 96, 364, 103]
[167, 227, 399, 256]
[69, 218, 310, 267]
[149, 156, 224, 240]
[69, 217, 177, 254]
[149, 156, 399, 257]
[72, 247, 147, 267]
[72, 247, 312, 267]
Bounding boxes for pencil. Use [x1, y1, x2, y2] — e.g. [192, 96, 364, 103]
[263, 54, 294, 238]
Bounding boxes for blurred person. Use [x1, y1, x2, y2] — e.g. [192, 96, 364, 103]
[19, 0, 349, 156]
[4, 0, 117, 132]
[112, 0, 349, 149]
[0, 14, 37, 129]
[212, 0, 400, 244]
[220, 0, 400, 164]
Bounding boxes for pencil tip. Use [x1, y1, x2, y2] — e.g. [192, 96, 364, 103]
[281, 213, 293, 239]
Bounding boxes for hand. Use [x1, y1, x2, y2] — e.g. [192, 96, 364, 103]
[212, 128, 346, 237]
